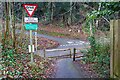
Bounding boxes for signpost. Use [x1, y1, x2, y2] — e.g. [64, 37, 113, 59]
[23, 4, 38, 63]
[35, 32, 37, 51]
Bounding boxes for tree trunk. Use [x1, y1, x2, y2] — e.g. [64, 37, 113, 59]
[9, 2, 13, 39]
[89, 22, 93, 36]
[12, 2, 16, 50]
[0, 2, 3, 54]
[68, 1, 72, 25]
[50, 2, 54, 22]
[96, 3, 101, 29]
[20, 7, 25, 47]
[3, 2, 9, 49]
[1, 3, 5, 51]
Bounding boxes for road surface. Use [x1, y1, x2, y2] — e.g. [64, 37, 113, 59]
[33, 32, 90, 78]
[35, 33, 89, 58]
[18, 30, 90, 78]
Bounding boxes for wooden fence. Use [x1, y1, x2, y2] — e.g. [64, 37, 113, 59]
[43, 47, 89, 61]
[43, 48, 72, 58]
[73, 47, 89, 61]
[110, 19, 120, 79]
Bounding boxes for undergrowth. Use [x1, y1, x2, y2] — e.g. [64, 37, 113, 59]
[82, 36, 110, 77]
[1, 36, 54, 79]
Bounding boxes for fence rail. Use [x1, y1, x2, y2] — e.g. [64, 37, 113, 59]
[43, 47, 89, 61]
[46, 48, 70, 52]
[73, 47, 89, 61]
[43, 48, 72, 58]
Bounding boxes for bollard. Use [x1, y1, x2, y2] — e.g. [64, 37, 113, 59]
[73, 48, 76, 61]
[70, 49, 72, 58]
[43, 47, 46, 58]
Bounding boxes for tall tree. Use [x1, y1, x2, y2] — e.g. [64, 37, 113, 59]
[19, 4, 25, 48]
[68, 1, 73, 25]
[50, 2, 54, 21]
[3, 2, 9, 50]
[12, 2, 16, 50]
[9, 2, 13, 39]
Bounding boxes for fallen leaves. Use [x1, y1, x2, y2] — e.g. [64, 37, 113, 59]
[36, 37, 59, 50]
[2, 53, 56, 79]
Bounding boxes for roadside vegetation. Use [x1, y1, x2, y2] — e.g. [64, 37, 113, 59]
[38, 30, 69, 38]
[0, 2, 119, 79]
[2, 50, 55, 79]
[1, 32, 57, 79]
[82, 36, 110, 77]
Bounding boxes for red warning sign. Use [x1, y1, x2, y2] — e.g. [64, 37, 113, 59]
[23, 4, 38, 17]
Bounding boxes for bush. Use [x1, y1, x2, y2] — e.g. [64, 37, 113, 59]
[82, 36, 110, 77]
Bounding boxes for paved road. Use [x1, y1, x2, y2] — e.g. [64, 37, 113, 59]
[55, 58, 90, 78]
[18, 30, 90, 78]
[33, 32, 90, 78]
[35, 33, 89, 57]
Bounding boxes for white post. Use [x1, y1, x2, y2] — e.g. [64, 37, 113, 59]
[30, 30, 33, 62]
[35, 31, 37, 51]
[32, 45, 35, 52]
[28, 45, 31, 53]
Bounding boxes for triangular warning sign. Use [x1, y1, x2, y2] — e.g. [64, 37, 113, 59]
[23, 4, 38, 17]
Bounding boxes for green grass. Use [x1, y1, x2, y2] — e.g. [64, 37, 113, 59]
[38, 30, 70, 37]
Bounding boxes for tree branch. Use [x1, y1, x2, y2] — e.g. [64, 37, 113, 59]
[59, 3, 76, 16]
[102, 16, 110, 24]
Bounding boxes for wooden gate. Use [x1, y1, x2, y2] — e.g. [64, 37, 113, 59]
[110, 19, 120, 79]
[43, 48, 72, 58]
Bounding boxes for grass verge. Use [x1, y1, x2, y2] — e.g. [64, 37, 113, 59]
[38, 30, 70, 38]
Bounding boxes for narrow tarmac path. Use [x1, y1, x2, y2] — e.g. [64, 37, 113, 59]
[34, 33, 90, 78]
[55, 58, 89, 78]
[17, 30, 92, 78]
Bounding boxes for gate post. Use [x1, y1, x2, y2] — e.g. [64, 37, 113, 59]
[43, 47, 46, 58]
[110, 19, 120, 79]
[73, 48, 76, 61]
[70, 48, 72, 58]
[110, 20, 114, 78]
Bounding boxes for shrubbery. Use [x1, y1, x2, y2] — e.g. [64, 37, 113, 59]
[83, 36, 110, 77]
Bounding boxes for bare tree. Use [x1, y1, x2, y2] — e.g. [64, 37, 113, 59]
[12, 2, 16, 50]
[68, 1, 73, 25]
[19, 5, 25, 48]
[50, 2, 54, 21]
[2, 2, 10, 50]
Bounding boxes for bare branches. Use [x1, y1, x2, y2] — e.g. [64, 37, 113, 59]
[59, 3, 76, 16]
[102, 16, 110, 24]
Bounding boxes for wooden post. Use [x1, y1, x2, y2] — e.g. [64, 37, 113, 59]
[114, 20, 120, 78]
[0, 26, 1, 77]
[73, 48, 76, 61]
[70, 48, 72, 58]
[110, 20, 114, 78]
[118, 20, 120, 78]
[44, 47, 46, 58]
[30, 30, 33, 63]
[35, 31, 37, 51]
[110, 19, 120, 78]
